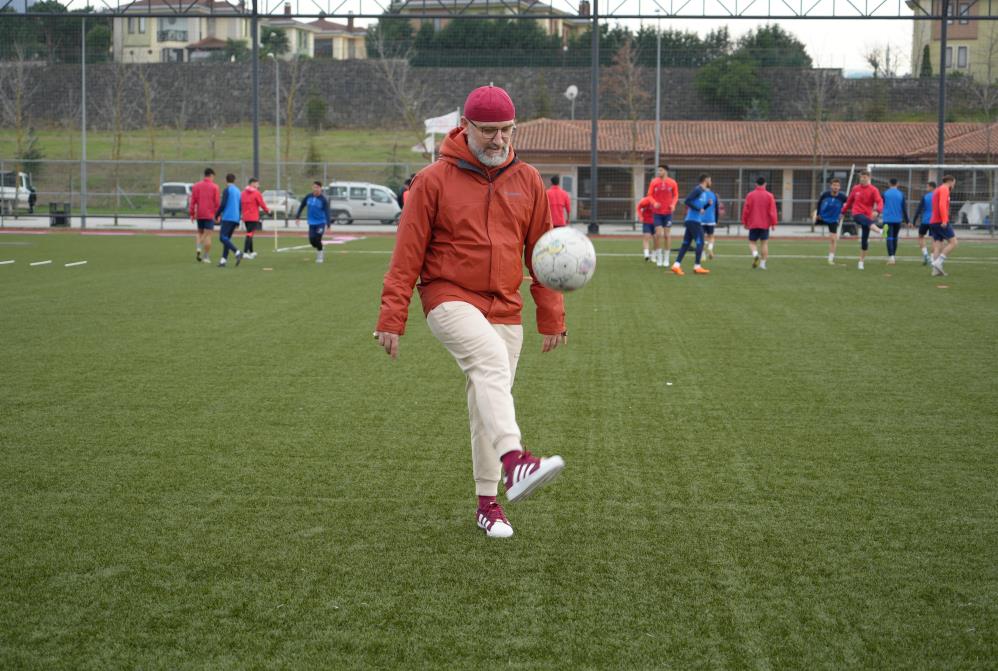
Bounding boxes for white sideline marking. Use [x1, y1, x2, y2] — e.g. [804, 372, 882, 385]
[65, 261, 88, 267]
[276, 245, 312, 252]
[30, 260, 52, 266]
[0, 260, 14, 265]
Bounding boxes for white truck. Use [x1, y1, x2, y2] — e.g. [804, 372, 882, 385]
[0, 171, 34, 214]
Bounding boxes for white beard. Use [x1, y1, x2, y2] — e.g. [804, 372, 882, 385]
[474, 144, 510, 167]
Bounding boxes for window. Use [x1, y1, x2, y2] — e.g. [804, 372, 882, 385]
[139, 17, 146, 33]
[347, 40, 356, 59]
[958, 45, 968, 68]
[946, 46, 953, 68]
[946, 1, 956, 24]
[127, 17, 135, 34]
[959, 2, 971, 23]
[371, 189, 393, 204]
[349, 187, 368, 201]
[327, 186, 347, 200]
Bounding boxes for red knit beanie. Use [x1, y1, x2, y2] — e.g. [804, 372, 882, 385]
[463, 86, 516, 122]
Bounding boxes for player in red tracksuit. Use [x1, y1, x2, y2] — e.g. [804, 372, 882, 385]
[842, 169, 884, 270]
[637, 196, 655, 261]
[929, 175, 958, 276]
[189, 167, 219, 264]
[240, 177, 270, 260]
[646, 165, 679, 267]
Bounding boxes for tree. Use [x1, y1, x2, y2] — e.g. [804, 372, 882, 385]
[634, 25, 731, 68]
[261, 27, 289, 58]
[695, 53, 769, 119]
[920, 44, 933, 78]
[603, 37, 650, 158]
[18, 126, 44, 180]
[369, 18, 427, 130]
[736, 24, 812, 68]
[212, 38, 249, 63]
[306, 93, 327, 130]
[365, 16, 413, 60]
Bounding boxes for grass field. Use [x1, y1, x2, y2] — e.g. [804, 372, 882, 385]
[1, 232, 996, 669]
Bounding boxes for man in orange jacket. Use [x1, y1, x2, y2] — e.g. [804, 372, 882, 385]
[374, 86, 567, 539]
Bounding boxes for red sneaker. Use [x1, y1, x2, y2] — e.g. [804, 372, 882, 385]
[503, 450, 565, 503]
[477, 502, 514, 538]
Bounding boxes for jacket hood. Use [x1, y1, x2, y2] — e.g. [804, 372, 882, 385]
[439, 127, 516, 175]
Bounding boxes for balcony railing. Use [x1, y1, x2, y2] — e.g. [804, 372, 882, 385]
[157, 30, 188, 42]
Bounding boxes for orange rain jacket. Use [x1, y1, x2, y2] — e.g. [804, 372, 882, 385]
[377, 127, 566, 336]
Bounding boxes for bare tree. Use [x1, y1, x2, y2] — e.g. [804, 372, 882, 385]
[795, 69, 841, 225]
[136, 66, 157, 159]
[0, 45, 40, 166]
[282, 56, 307, 165]
[602, 36, 650, 163]
[370, 27, 427, 132]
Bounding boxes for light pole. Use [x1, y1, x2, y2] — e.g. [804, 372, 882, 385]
[268, 53, 280, 199]
[654, 10, 661, 170]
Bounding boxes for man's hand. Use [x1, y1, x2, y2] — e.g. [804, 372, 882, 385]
[542, 333, 568, 353]
[374, 331, 400, 359]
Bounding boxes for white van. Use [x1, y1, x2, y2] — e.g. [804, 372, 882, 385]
[0, 171, 33, 214]
[325, 181, 401, 225]
[160, 182, 192, 216]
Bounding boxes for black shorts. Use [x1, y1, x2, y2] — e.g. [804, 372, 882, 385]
[702, 224, 716, 236]
[918, 223, 931, 237]
[196, 219, 215, 231]
[748, 228, 770, 242]
[821, 220, 838, 234]
[244, 221, 260, 232]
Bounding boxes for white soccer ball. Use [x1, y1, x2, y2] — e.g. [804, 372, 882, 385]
[531, 226, 597, 292]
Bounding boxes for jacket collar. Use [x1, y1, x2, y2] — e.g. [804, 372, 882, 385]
[439, 127, 518, 181]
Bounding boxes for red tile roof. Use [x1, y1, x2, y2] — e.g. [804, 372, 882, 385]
[514, 119, 998, 162]
[307, 18, 367, 34]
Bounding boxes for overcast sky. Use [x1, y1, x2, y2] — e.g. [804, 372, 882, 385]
[626, 17, 916, 75]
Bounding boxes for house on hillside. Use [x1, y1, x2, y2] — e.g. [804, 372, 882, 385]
[388, 0, 589, 43]
[514, 119, 998, 223]
[908, 0, 998, 83]
[112, 0, 366, 63]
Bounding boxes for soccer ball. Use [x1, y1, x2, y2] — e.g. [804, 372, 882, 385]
[531, 226, 597, 292]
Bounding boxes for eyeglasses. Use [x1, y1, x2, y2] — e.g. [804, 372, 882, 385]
[468, 120, 517, 140]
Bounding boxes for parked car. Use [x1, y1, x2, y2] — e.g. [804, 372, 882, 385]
[160, 182, 192, 216]
[0, 171, 33, 214]
[262, 189, 300, 217]
[325, 181, 401, 225]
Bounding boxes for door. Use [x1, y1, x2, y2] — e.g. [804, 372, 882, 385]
[348, 186, 369, 220]
[369, 187, 399, 222]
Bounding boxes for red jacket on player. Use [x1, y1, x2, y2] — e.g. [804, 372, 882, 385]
[844, 183, 884, 219]
[741, 185, 778, 230]
[189, 178, 219, 220]
[546, 185, 571, 227]
[646, 177, 679, 215]
[930, 183, 951, 224]
[241, 185, 269, 222]
[637, 197, 655, 225]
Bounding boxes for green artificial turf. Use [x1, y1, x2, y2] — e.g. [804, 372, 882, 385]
[1, 232, 996, 669]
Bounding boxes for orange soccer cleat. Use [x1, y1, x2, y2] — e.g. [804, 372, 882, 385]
[670, 264, 685, 276]
[694, 266, 711, 274]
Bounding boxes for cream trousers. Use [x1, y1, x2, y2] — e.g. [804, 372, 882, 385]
[426, 301, 524, 496]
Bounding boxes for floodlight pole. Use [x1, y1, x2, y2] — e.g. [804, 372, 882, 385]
[270, 53, 280, 196]
[654, 12, 661, 169]
[81, 17, 87, 230]
[937, 0, 950, 166]
[588, 0, 599, 235]
[251, 0, 260, 179]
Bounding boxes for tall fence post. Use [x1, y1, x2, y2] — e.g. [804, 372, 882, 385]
[1, 159, 5, 228]
[80, 18, 87, 230]
[251, 0, 260, 180]
[937, 0, 950, 166]
[588, 0, 600, 235]
[159, 161, 165, 230]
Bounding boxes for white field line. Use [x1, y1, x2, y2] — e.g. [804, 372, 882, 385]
[0, 260, 14, 265]
[276, 245, 313, 253]
[29, 260, 52, 266]
[64, 261, 88, 267]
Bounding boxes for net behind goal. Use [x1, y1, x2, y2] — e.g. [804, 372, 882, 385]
[867, 164, 998, 235]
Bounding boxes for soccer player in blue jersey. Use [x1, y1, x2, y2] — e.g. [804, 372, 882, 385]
[701, 185, 720, 260]
[215, 173, 243, 267]
[881, 178, 909, 265]
[815, 178, 848, 265]
[295, 181, 332, 264]
[670, 174, 712, 276]
[912, 181, 936, 265]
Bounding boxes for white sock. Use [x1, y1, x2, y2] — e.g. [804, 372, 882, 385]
[694, 264, 702, 269]
[759, 260, 767, 269]
[643, 249, 650, 258]
[664, 250, 671, 264]
[940, 254, 947, 262]
[196, 244, 203, 252]
[707, 242, 714, 252]
[752, 250, 759, 258]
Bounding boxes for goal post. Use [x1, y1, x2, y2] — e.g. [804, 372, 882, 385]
[867, 163, 998, 236]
